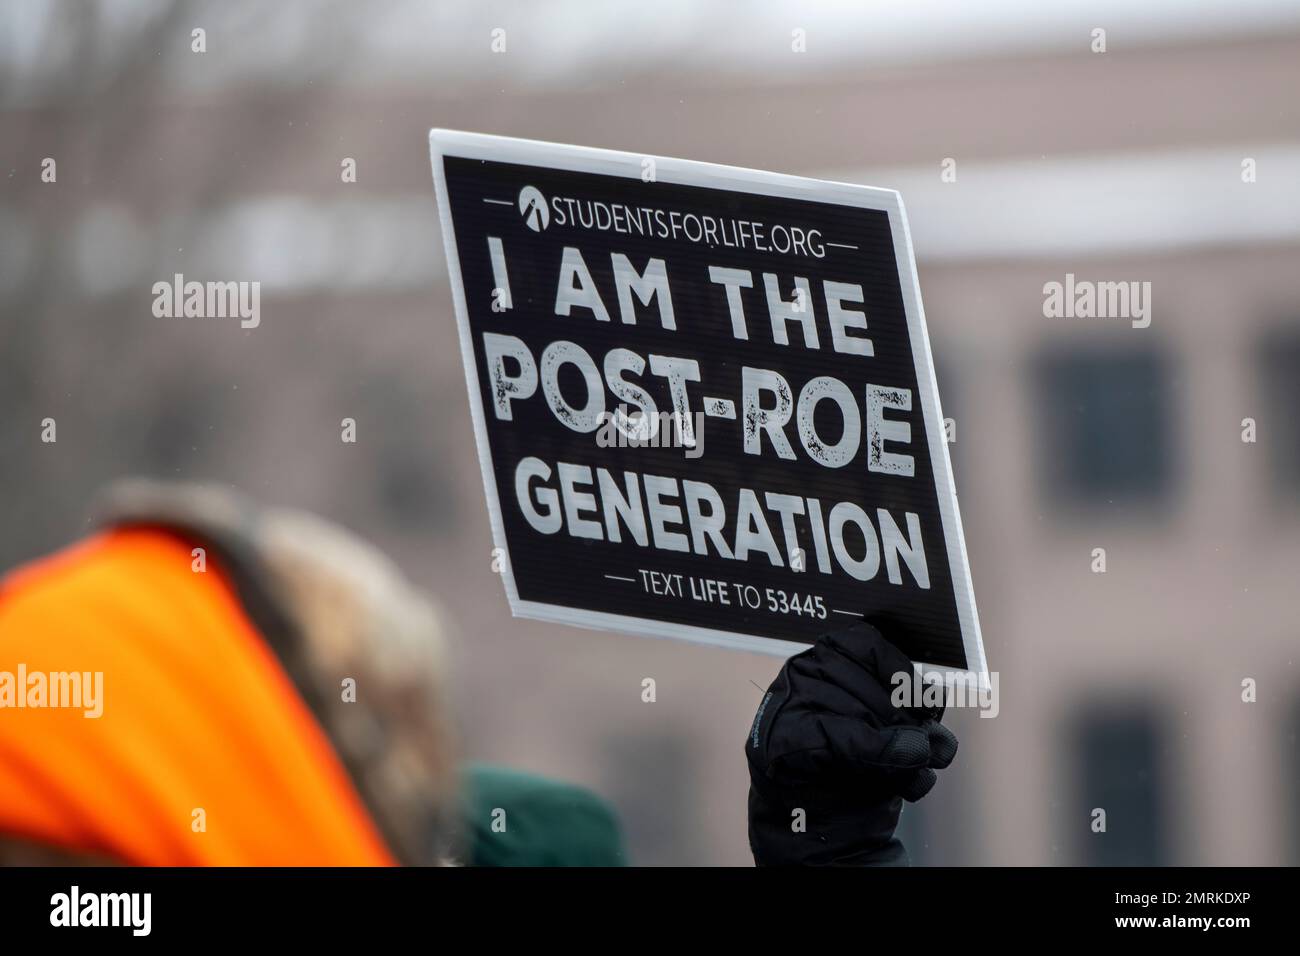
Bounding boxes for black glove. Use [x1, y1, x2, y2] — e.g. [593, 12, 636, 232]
[745, 621, 958, 866]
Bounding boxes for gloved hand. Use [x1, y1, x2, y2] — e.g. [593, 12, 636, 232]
[745, 621, 958, 866]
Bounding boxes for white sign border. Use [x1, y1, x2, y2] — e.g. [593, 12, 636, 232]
[428, 128, 987, 686]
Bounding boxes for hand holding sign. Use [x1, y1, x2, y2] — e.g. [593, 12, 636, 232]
[745, 620, 958, 866]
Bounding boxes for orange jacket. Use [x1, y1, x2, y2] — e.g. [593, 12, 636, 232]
[0, 527, 394, 865]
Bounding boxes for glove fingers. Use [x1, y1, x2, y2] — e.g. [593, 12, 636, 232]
[770, 714, 934, 780]
[878, 722, 934, 770]
[925, 720, 958, 769]
[897, 767, 937, 802]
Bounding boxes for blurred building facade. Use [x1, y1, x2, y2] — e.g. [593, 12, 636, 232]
[2, 1, 1298, 864]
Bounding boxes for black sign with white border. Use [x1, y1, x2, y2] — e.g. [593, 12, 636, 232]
[429, 129, 986, 681]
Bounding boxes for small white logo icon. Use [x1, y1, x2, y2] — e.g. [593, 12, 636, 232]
[518, 185, 549, 232]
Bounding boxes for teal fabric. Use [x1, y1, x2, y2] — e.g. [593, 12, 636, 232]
[461, 764, 627, 867]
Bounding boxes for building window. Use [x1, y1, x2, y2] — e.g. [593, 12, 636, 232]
[1258, 328, 1300, 496]
[1070, 702, 1169, 866]
[1035, 345, 1176, 510]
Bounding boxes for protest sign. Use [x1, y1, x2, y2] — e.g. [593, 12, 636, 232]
[430, 130, 985, 678]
